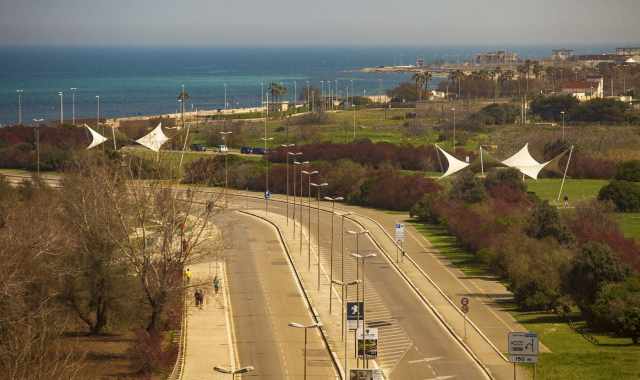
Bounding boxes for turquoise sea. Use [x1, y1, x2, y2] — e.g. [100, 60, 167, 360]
[0, 45, 619, 125]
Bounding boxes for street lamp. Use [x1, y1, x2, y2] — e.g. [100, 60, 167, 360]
[292, 160, 306, 236]
[213, 365, 254, 379]
[324, 196, 344, 313]
[96, 96, 102, 152]
[16, 90, 23, 125]
[262, 136, 274, 214]
[220, 131, 233, 208]
[301, 170, 318, 270]
[288, 322, 322, 380]
[70, 88, 77, 125]
[351, 251, 377, 368]
[297, 162, 310, 252]
[451, 107, 456, 150]
[339, 212, 353, 309]
[32, 118, 44, 177]
[283, 146, 300, 223]
[561, 111, 566, 141]
[58, 92, 64, 125]
[311, 182, 329, 290]
[332, 279, 360, 378]
[346, 228, 369, 366]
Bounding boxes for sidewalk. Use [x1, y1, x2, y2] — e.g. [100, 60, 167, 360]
[181, 261, 236, 380]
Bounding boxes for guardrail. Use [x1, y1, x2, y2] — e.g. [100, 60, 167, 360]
[167, 289, 188, 380]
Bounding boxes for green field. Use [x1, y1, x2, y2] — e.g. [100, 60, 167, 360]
[412, 221, 640, 379]
[526, 178, 609, 205]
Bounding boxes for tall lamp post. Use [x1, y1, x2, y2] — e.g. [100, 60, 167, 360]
[346, 229, 369, 366]
[297, 162, 310, 253]
[311, 182, 329, 290]
[324, 196, 344, 313]
[284, 146, 300, 223]
[220, 131, 233, 208]
[58, 92, 64, 125]
[33, 118, 44, 177]
[339, 212, 353, 311]
[292, 160, 307, 236]
[70, 88, 77, 125]
[301, 170, 318, 270]
[288, 322, 322, 380]
[96, 96, 103, 152]
[213, 365, 254, 380]
[451, 107, 456, 150]
[262, 136, 274, 213]
[561, 111, 566, 141]
[351, 251, 377, 368]
[16, 89, 23, 125]
[332, 279, 360, 378]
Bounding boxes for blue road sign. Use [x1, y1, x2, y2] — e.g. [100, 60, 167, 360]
[264, 190, 271, 199]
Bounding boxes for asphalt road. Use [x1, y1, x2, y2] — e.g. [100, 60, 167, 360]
[230, 197, 488, 380]
[218, 211, 337, 379]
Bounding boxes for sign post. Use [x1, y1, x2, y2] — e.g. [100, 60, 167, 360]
[508, 332, 539, 380]
[461, 297, 469, 340]
[394, 223, 405, 263]
[349, 369, 384, 380]
[356, 327, 378, 362]
[347, 302, 364, 331]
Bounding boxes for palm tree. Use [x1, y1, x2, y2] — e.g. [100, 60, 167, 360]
[268, 82, 288, 112]
[493, 66, 502, 101]
[449, 70, 465, 99]
[412, 71, 430, 101]
[177, 88, 191, 127]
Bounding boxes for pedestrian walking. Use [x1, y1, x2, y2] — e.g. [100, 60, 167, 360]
[197, 289, 204, 308]
[185, 268, 192, 284]
[194, 288, 200, 307]
[563, 194, 569, 208]
[213, 276, 221, 295]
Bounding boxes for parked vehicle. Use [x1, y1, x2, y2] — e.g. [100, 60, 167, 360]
[240, 146, 253, 154]
[217, 145, 229, 153]
[190, 144, 207, 152]
[252, 147, 266, 155]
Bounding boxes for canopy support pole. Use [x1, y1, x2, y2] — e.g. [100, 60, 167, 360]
[557, 145, 574, 202]
[480, 146, 484, 177]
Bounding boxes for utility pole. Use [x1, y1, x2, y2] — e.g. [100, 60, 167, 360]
[70, 88, 77, 125]
[58, 92, 64, 125]
[16, 90, 23, 125]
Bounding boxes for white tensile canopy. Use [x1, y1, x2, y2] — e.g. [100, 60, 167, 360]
[136, 123, 170, 152]
[85, 124, 108, 150]
[501, 143, 551, 180]
[436, 145, 470, 179]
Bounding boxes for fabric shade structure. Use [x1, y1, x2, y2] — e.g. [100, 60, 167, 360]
[135, 123, 170, 152]
[501, 143, 551, 180]
[436, 144, 470, 179]
[85, 124, 108, 150]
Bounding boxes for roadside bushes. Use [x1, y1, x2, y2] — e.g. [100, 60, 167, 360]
[598, 160, 640, 211]
[592, 276, 640, 344]
[470, 103, 519, 125]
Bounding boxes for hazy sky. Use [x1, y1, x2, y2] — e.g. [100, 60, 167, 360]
[0, 0, 638, 46]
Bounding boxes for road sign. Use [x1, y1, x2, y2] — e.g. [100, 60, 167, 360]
[394, 223, 405, 243]
[508, 332, 539, 360]
[357, 327, 378, 358]
[349, 368, 385, 380]
[347, 302, 364, 330]
[461, 304, 469, 314]
[461, 297, 469, 306]
[264, 190, 271, 199]
[510, 355, 538, 363]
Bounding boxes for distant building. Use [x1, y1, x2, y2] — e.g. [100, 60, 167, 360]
[616, 47, 640, 56]
[551, 49, 574, 61]
[474, 51, 519, 65]
[573, 54, 619, 67]
[560, 77, 604, 101]
[416, 57, 425, 67]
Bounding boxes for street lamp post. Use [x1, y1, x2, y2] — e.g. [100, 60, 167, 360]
[298, 162, 310, 253]
[284, 146, 299, 223]
[220, 131, 233, 208]
[324, 196, 344, 313]
[213, 365, 254, 380]
[340, 212, 353, 311]
[262, 136, 274, 213]
[96, 96, 103, 152]
[70, 88, 77, 125]
[311, 182, 329, 290]
[58, 92, 64, 125]
[16, 90, 23, 125]
[351, 251, 377, 368]
[288, 322, 322, 380]
[33, 118, 44, 177]
[561, 111, 566, 141]
[346, 229, 369, 367]
[451, 107, 456, 150]
[224, 83, 228, 110]
[301, 170, 318, 270]
[332, 279, 360, 378]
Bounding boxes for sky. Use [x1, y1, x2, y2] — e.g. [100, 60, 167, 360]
[0, 0, 639, 46]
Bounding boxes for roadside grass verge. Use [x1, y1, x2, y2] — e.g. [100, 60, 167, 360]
[412, 219, 640, 379]
[526, 178, 608, 204]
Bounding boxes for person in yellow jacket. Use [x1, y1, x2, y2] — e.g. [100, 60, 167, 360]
[185, 268, 192, 284]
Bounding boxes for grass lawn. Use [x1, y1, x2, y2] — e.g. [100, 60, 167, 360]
[613, 213, 640, 239]
[526, 178, 608, 204]
[412, 220, 640, 379]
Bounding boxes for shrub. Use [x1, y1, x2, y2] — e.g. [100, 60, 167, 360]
[471, 103, 519, 125]
[449, 171, 486, 203]
[410, 193, 442, 223]
[566, 242, 630, 321]
[615, 160, 640, 182]
[598, 180, 640, 212]
[593, 276, 640, 343]
[525, 200, 574, 245]
[572, 98, 630, 123]
[358, 170, 441, 211]
[530, 95, 579, 122]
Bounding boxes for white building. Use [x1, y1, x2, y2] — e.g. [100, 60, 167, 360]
[560, 77, 604, 101]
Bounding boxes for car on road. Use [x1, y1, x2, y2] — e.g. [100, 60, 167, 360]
[240, 146, 253, 154]
[252, 147, 267, 155]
